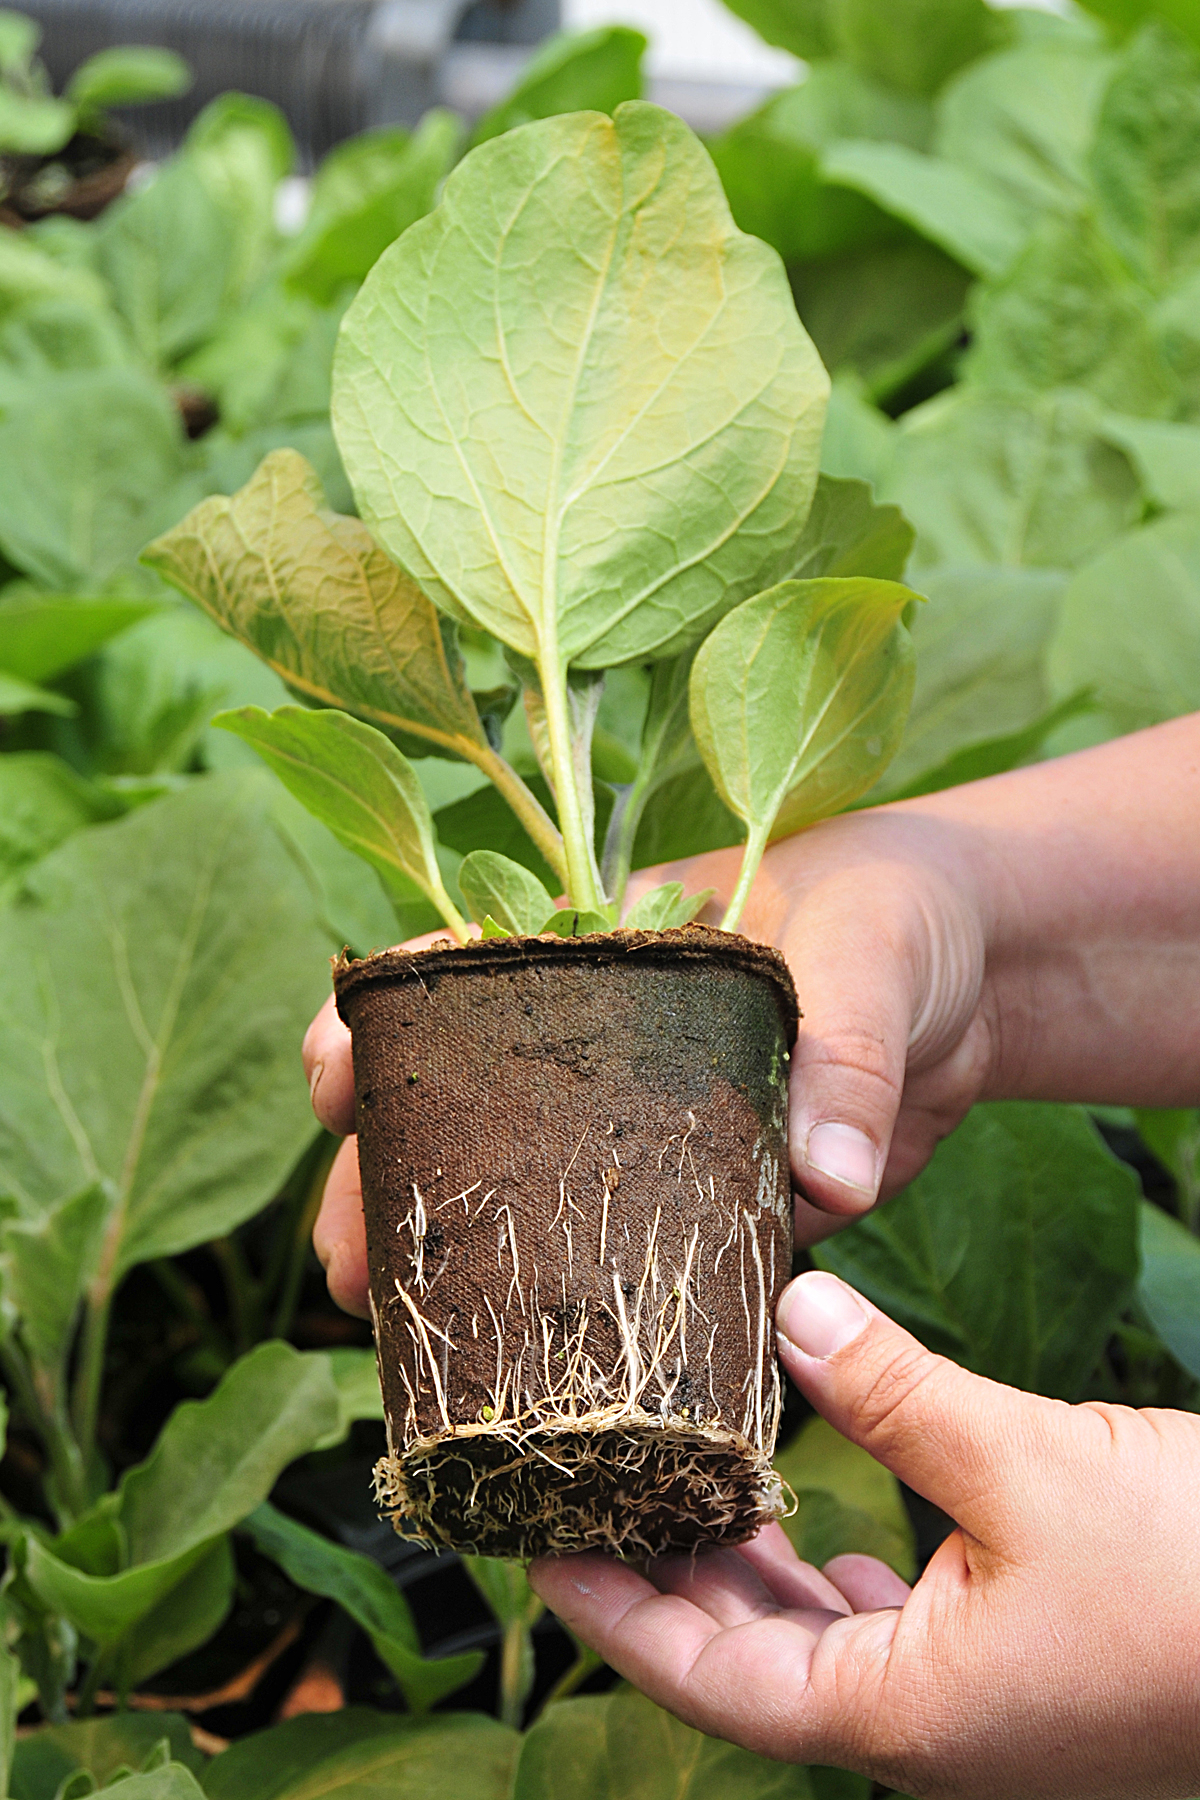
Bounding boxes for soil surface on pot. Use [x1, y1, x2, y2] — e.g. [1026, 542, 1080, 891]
[2, 130, 135, 222]
[335, 926, 799, 1560]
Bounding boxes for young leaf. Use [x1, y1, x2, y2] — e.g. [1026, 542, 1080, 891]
[283, 110, 461, 306]
[0, 10, 39, 75]
[828, 0, 1007, 97]
[470, 26, 646, 147]
[690, 576, 917, 929]
[821, 140, 1029, 280]
[784, 473, 914, 582]
[816, 1102, 1140, 1397]
[541, 909, 613, 938]
[0, 754, 127, 897]
[719, 0, 836, 59]
[10, 1711, 203, 1800]
[458, 851, 555, 937]
[95, 159, 234, 368]
[1090, 22, 1200, 292]
[143, 451, 564, 882]
[622, 882, 714, 932]
[0, 594, 157, 684]
[184, 94, 295, 308]
[0, 671, 75, 718]
[65, 46, 191, 114]
[81, 1765, 206, 1799]
[245, 1503, 482, 1712]
[1101, 413, 1200, 511]
[0, 1183, 108, 1404]
[217, 705, 468, 939]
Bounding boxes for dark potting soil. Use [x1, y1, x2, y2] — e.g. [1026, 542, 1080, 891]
[2, 130, 134, 221]
[336, 926, 799, 1560]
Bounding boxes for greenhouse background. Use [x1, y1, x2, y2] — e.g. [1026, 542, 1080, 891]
[1, 0, 1200, 1793]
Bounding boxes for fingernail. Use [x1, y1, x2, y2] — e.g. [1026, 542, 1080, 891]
[805, 1122, 878, 1195]
[309, 1060, 324, 1106]
[777, 1272, 869, 1359]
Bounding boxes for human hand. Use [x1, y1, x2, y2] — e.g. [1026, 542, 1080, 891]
[530, 1269, 1200, 1800]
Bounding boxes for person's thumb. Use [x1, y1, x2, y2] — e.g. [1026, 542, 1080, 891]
[776, 1270, 1050, 1535]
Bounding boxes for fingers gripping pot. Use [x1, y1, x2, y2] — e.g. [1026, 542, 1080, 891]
[334, 925, 799, 1559]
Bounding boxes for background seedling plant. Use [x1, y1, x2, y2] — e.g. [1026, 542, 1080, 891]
[149, 103, 920, 940]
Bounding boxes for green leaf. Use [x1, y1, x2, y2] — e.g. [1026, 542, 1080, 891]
[1136, 1200, 1200, 1380]
[0, 772, 331, 1267]
[1048, 510, 1200, 731]
[542, 909, 612, 938]
[470, 26, 645, 147]
[0, 369, 190, 591]
[774, 1415, 915, 1579]
[1101, 413, 1200, 509]
[321, 1345, 385, 1438]
[964, 214, 1175, 415]
[1135, 1108, 1200, 1221]
[936, 39, 1114, 218]
[708, 65, 931, 264]
[88, 1768, 207, 1800]
[791, 237, 970, 406]
[434, 779, 561, 897]
[818, 374, 898, 489]
[201, 1712, 520, 1800]
[266, 784, 420, 956]
[0, 595, 157, 683]
[284, 111, 461, 306]
[184, 94, 295, 308]
[333, 102, 829, 670]
[880, 564, 1068, 793]
[462, 1557, 542, 1732]
[884, 690, 1095, 800]
[1090, 23, 1200, 292]
[0, 227, 110, 325]
[459, 850, 555, 936]
[0, 671, 75, 718]
[816, 1102, 1140, 1396]
[215, 705, 467, 938]
[65, 47, 191, 112]
[718, 0, 836, 60]
[622, 882, 714, 931]
[513, 1686, 832, 1798]
[0, 90, 73, 157]
[245, 1503, 481, 1712]
[690, 576, 916, 843]
[119, 1536, 235, 1689]
[0, 1183, 108, 1400]
[143, 450, 491, 760]
[821, 140, 1028, 278]
[631, 765, 742, 869]
[0, 10, 39, 75]
[785, 474, 914, 582]
[883, 389, 1143, 569]
[11, 1714, 202, 1800]
[0, 755, 125, 896]
[95, 159, 235, 369]
[827, 0, 1007, 97]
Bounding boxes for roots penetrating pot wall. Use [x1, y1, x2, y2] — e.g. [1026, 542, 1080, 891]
[335, 926, 798, 1559]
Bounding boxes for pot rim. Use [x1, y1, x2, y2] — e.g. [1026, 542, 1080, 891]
[334, 922, 799, 1048]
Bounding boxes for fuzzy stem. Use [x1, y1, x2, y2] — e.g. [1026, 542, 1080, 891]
[497, 1617, 531, 1730]
[600, 765, 656, 912]
[422, 877, 472, 946]
[720, 820, 771, 934]
[472, 745, 567, 889]
[537, 657, 603, 913]
[71, 1289, 112, 1483]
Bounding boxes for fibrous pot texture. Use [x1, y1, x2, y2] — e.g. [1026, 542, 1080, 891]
[334, 925, 799, 1560]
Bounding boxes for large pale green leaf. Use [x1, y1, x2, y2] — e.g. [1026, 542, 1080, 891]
[458, 851, 555, 936]
[883, 389, 1144, 569]
[0, 370, 190, 590]
[816, 1102, 1140, 1397]
[827, 0, 1006, 97]
[774, 1415, 914, 1579]
[936, 40, 1113, 218]
[1048, 510, 1200, 731]
[0, 594, 157, 683]
[709, 66, 930, 265]
[790, 237, 970, 405]
[965, 215, 1175, 415]
[1090, 23, 1200, 292]
[784, 473, 913, 582]
[184, 93, 295, 308]
[1102, 413, 1200, 509]
[0, 772, 330, 1269]
[143, 450, 489, 758]
[202, 1711, 520, 1800]
[821, 140, 1028, 278]
[512, 1687, 844, 1799]
[96, 159, 234, 368]
[0, 755, 126, 897]
[91, 1767, 207, 1799]
[880, 564, 1068, 793]
[470, 27, 645, 148]
[334, 103, 829, 670]
[1137, 1200, 1200, 1380]
[245, 1502, 481, 1711]
[119, 1536, 235, 1688]
[718, 0, 835, 60]
[10, 1713, 203, 1800]
[285, 111, 461, 306]
[690, 576, 916, 846]
[216, 706, 465, 934]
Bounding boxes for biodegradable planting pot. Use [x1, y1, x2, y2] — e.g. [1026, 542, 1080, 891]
[335, 925, 799, 1559]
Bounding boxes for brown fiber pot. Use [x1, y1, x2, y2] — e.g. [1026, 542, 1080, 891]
[334, 925, 799, 1560]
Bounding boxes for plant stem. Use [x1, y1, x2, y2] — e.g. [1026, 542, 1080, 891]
[70, 1289, 112, 1492]
[720, 821, 771, 934]
[74, 1651, 106, 1719]
[212, 1235, 258, 1355]
[538, 1638, 602, 1713]
[497, 1617, 530, 1730]
[473, 746, 567, 889]
[272, 1139, 337, 1340]
[537, 656, 603, 912]
[0, 1336, 86, 1524]
[424, 877, 472, 946]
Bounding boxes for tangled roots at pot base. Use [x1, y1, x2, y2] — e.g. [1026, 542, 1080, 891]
[373, 1412, 785, 1559]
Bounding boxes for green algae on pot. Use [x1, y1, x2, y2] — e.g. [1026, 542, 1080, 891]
[336, 927, 798, 1557]
[147, 100, 917, 1553]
